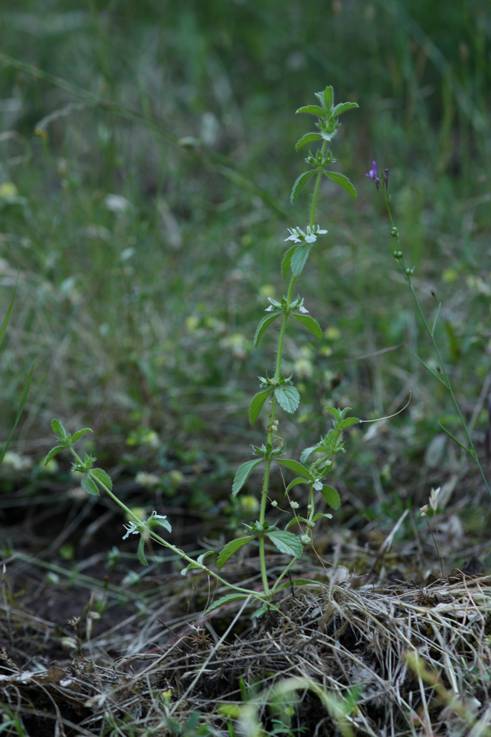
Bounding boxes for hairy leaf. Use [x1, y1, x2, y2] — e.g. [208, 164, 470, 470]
[232, 459, 262, 496]
[207, 592, 249, 613]
[267, 530, 303, 558]
[293, 313, 323, 339]
[325, 171, 357, 198]
[321, 485, 341, 510]
[90, 467, 113, 491]
[281, 244, 297, 279]
[295, 104, 326, 117]
[248, 389, 272, 424]
[69, 427, 93, 444]
[300, 446, 318, 464]
[42, 444, 66, 466]
[277, 458, 311, 479]
[332, 101, 359, 117]
[217, 535, 254, 568]
[285, 476, 310, 493]
[274, 385, 300, 414]
[81, 473, 100, 496]
[290, 245, 312, 276]
[322, 85, 334, 109]
[51, 418, 68, 441]
[290, 169, 316, 203]
[294, 132, 322, 151]
[254, 312, 280, 347]
[338, 417, 360, 430]
[137, 537, 148, 566]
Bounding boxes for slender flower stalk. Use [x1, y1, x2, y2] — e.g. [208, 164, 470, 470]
[368, 163, 490, 494]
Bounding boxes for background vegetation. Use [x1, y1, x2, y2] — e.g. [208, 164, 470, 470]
[1, 2, 491, 734]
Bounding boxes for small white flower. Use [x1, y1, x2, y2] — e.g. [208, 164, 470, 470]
[290, 500, 300, 509]
[265, 304, 275, 312]
[285, 227, 302, 243]
[122, 521, 140, 540]
[271, 500, 278, 508]
[300, 534, 311, 545]
[313, 479, 323, 491]
[298, 302, 309, 314]
[285, 225, 328, 246]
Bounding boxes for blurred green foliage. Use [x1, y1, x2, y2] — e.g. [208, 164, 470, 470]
[0, 0, 490, 505]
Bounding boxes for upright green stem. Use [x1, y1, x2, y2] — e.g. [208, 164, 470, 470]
[258, 169, 323, 597]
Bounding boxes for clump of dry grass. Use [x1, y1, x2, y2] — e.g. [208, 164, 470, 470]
[2, 561, 491, 736]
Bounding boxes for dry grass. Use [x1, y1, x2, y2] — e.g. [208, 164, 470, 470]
[2, 551, 491, 736]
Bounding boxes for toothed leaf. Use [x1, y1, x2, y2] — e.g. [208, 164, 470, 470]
[274, 385, 300, 414]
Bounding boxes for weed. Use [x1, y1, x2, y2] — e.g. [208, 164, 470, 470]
[44, 86, 360, 607]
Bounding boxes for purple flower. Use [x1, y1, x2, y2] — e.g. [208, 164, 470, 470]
[366, 160, 381, 188]
[366, 160, 378, 180]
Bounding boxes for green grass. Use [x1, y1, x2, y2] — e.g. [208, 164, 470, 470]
[0, 0, 490, 560]
[0, 3, 489, 520]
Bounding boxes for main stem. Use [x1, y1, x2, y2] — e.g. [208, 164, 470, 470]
[258, 169, 323, 596]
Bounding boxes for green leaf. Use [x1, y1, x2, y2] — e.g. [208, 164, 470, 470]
[338, 417, 360, 430]
[254, 312, 280, 347]
[285, 476, 310, 494]
[267, 530, 303, 558]
[51, 418, 68, 441]
[217, 535, 254, 568]
[300, 445, 318, 464]
[274, 385, 300, 414]
[324, 171, 357, 198]
[90, 467, 113, 490]
[332, 101, 359, 117]
[137, 537, 148, 566]
[69, 427, 93, 444]
[248, 389, 272, 424]
[81, 473, 100, 496]
[277, 458, 311, 479]
[295, 104, 326, 117]
[293, 313, 323, 339]
[290, 170, 316, 203]
[294, 132, 322, 151]
[281, 244, 297, 279]
[321, 485, 341, 510]
[323, 85, 334, 110]
[206, 592, 249, 613]
[232, 459, 262, 496]
[42, 444, 66, 466]
[291, 245, 312, 276]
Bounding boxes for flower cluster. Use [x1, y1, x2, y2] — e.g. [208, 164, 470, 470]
[285, 225, 327, 245]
